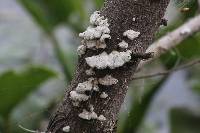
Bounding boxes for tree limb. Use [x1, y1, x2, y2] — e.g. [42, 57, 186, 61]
[133, 59, 200, 80]
[46, 0, 170, 132]
[137, 14, 200, 70]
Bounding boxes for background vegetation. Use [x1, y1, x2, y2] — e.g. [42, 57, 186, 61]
[0, 0, 200, 133]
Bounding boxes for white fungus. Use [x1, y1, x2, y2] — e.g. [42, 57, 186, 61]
[79, 26, 110, 40]
[118, 40, 129, 48]
[98, 75, 118, 86]
[85, 68, 95, 76]
[85, 50, 132, 69]
[75, 78, 94, 93]
[98, 115, 107, 121]
[123, 30, 140, 40]
[70, 91, 89, 102]
[63, 126, 70, 132]
[78, 11, 110, 51]
[90, 11, 109, 27]
[100, 92, 108, 99]
[78, 109, 98, 120]
[132, 17, 136, 22]
[77, 45, 86, 56]
[79, 11, 110, 41]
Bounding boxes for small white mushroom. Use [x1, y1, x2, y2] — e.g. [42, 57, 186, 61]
[70, 91, 89, 102]
[98, 115, 107, 121]
[100, 92, 108, 99]
[78, 109, 98, 120]
[118, 40, 129, 48]
[90, 11, 101, 25]
[123, 30, 140, 40]
[63, 126, 70, 132]
[75, 78, 94, 93]
[79, 11, 110, 50]
[85, 50, 132, 69]
[98, 75, 118, 86]
[132, 17, 136, 22]
[77, 45, 86, 56]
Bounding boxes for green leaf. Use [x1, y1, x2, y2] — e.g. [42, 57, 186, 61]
[170, 108, 200, 133]
[0, 67, 56, 117]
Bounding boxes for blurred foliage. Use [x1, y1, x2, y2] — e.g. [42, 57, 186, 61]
[18, 0, 86, 33]
[119, 79, 167, 133]
[0, 67, 56, 117]
[170, 108, 200, 133]
[174, 0, 198, 20]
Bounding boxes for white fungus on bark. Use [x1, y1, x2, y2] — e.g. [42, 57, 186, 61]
[78, 11, 110, 54]
[98, 75, 118, 86]
[123, 30, 140, 40]
[77, 45, 87, 56]
[132, 17, 136, 22]
[75, 78, 94, 93]
[62, 126, 70, 132]
[118, 40, 129, 48]
[78, 106, 107, 121]
[85, 50, 132, 69]
[90, 11, 109, 27]
[79, 26, 110, 40]
[98, 115, 107, 121]
[100, 92, 108, 99]
[78, 109, 98, 120]
[79, 11, 110, 40]
[70, 91, 89, 102]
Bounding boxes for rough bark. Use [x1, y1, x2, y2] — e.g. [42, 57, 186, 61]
[47, 0, 170, 132]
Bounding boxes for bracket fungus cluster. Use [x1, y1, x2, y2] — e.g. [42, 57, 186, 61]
[67, 10, 141, 130]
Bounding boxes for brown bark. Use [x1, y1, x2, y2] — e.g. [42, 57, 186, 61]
[47, 0, 170, 132]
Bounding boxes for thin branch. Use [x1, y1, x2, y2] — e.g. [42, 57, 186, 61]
[137, 14, 200, 70]
[133, 59, 200, 80]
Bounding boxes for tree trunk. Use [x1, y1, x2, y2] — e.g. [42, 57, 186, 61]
[47, 0, 170, 132]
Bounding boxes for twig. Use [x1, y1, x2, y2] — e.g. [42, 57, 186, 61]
[137, 14, 200, 70]
[18, 125, 44, 133]
[132, 59, 200, 80]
